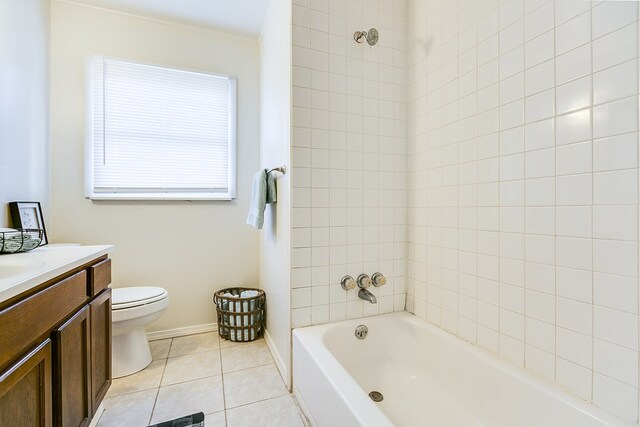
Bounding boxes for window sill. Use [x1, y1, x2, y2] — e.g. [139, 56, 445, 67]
[86, 193, 235, 201]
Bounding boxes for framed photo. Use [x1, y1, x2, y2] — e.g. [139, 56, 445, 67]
[9, 201, 48, 245]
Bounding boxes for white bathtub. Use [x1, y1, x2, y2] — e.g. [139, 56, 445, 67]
[293, 312, 633, 427]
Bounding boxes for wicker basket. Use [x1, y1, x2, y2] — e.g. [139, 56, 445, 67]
[213, 287, 265, 342]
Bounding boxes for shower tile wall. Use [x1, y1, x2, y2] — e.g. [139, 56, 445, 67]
[407, 0, 639, 421]
[291, 0, 408, 327]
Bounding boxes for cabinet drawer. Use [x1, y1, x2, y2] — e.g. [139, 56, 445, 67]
[0, 271, 88, 371]
[88, 258, 111, 297]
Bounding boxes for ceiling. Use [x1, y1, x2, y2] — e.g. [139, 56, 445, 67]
[67, 0, 273, 39]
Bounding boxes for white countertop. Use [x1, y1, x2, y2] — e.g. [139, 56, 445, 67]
[0, 244, 114, 303]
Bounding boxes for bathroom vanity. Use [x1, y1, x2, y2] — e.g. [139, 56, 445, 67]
[0, 245, 114, 426]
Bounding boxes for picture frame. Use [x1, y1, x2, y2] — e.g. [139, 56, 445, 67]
[9, 201, 48, 245]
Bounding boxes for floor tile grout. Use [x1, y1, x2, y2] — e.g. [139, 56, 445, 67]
[223, 391, 291, 411]
[100, 334, 304, 427]
[148, 337, 171, 425]
[218, 342, 229, 427]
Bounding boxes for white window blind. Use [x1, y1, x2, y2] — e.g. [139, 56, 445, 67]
[86, 57, 237, 200]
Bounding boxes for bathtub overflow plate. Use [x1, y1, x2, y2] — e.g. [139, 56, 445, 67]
[369, 391, 384, 402]
[355, 325, 368, 340]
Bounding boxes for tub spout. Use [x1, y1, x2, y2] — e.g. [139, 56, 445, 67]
[358, 288, 377, 304]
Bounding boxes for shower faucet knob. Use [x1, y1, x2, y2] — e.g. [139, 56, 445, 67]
[357, 274, 372, 289]
[341, 275, 356, 291]
[372, 272, 386, 287]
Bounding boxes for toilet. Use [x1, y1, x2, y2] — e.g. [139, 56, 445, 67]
[111, 286, 169, 378]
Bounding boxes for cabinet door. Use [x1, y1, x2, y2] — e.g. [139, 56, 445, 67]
[89, 288, 111, 413]
[0, 340, 52, 427]
[53, 306, 91, 427]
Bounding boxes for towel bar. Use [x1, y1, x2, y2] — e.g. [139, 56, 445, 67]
[267, 166, 286, 175]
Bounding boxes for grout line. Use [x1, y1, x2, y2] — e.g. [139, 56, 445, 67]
[589, 0, 596, 405]
[224, 391, 291, 412]
[148, 338, 171, 424]
[147, 387, 161, 426]
[219, 339, 229, 416]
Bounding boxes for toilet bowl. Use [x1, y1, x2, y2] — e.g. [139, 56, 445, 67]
[111, 286, 169, 378]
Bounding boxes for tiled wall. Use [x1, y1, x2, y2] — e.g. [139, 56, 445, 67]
[290, 0, 408, 327]
[406, 0, 640, 421]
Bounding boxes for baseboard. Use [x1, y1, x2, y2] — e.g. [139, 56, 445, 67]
[88, 402, 105, 427]
[147, 323, 217, 341]
[264, 329, 290, 389]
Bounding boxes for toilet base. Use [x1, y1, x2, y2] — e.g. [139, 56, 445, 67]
[112, 328, 152, 378]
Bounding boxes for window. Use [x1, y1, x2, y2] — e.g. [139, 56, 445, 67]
[86, 57, 237, 200]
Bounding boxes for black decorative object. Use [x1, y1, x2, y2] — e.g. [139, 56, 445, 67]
[9, 201, 48, 245]
[147, 412, 205, 427]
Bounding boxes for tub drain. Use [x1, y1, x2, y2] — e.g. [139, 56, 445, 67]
[369, 391, 383, 402]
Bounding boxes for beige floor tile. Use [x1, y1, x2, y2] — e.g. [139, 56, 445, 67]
[223, 364, 287, 408]
[221, 340, 274, 373]
[107, 359, 166, 398]
[218, 336, 264, 349]
[168, 332, 219, 357]
[97, 389, 157, 427]
[226, 395, 305, 427]
[205, 411, 226, 427]
[150, 375, 225, 424]
[161, 350, 222, 386]
[150, 339, 172, 360]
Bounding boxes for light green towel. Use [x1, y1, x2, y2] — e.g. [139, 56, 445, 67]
[247, 169, 278, 229]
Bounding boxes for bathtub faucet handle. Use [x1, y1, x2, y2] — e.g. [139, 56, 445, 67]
[341, 275, 356, 291]
[372, 272, 386, 287]
[357, 274, 372, 289]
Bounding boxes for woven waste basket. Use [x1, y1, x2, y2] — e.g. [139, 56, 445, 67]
[213, 287, 265, 342]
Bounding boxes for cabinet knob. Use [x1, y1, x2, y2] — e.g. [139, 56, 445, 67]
[341, 275, 356, 291]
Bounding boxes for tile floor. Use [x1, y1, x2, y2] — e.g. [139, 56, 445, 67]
[97, 332, 306, 427]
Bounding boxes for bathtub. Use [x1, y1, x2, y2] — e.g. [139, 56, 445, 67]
[293, 312, 633, 427]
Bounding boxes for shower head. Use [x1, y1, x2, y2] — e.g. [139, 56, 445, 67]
[354, 28, 379, 46]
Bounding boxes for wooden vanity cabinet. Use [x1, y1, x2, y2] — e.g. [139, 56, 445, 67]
[0, 256, 112, 427]
[0, 340, 52, 427]
[89, 288, 111, 412]
[53, 306, 91, 427]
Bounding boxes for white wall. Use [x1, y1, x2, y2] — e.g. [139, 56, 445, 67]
[407, 0, 640, 422]
[0, 0, 50, 227]
[259, 0, 292, 385]
[290, 0, 408, 327]
[49, 0, 260, 332]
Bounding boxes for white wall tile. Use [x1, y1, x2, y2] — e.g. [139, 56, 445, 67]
[594, 305, 639, 350]
[593, 132, 638, 172]
[593, 60, 637, 106]
[592, 373, 639, 422]
[556, 206, 591, 238]
[592, 23, 637, 72]
[293, 0, 407, 326]
[557, 297, 592, 336]
[556, 357, 592, 400]
[404, 0, 640, 420]
[593, 339, 638, 388]
[593, 272, 638, 314]
[593, 96, 638, 140]
[593, 205, 637, 241]
[556, 44, 591, 85]
[556, 109, 591, 146]
[556, 10, 591, 55]
[593, 169, 638, 205]
[592, 1, 637, 40]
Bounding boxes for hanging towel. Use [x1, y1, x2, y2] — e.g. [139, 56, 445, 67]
[246, 169, 278, 229]
[266, 170, 277, 204]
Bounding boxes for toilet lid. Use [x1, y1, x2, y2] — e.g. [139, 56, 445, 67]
[112, 286, 168, 310]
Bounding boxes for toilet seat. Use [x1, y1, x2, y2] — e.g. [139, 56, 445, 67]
[112, 286, 168, 310]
